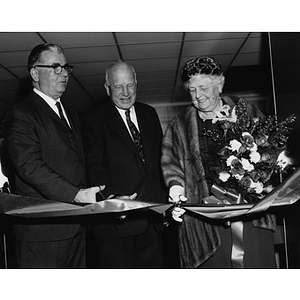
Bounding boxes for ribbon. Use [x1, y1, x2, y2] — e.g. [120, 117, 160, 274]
[0, 193, 172, 218]
[209, 184, 245, 268]
[2, 167, 300, 220]
[230, 221, 244, 268]
[211, 184, 243, 204]
[184, 166, 300, 219]
[3, 168, 300, 269]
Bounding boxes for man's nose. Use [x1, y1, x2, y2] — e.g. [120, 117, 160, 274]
[60, 67, 69, 77]
[122, 86, 129, 96]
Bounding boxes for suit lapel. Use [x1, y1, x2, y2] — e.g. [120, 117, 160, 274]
[30, 92, 83, 157]
[55, 103, 73, 132]
[30, 92, 73, 132]
[63, 105, 77, 132]
[107, 103, 142, 159]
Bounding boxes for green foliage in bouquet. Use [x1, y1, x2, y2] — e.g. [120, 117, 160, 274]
[200, 99, 296, 203]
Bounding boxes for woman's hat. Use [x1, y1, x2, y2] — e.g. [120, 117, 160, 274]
[180, 56, 223, 84]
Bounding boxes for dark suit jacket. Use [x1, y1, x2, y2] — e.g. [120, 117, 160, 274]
[3, 91, 86, 242]
[82, 101, 167, 237]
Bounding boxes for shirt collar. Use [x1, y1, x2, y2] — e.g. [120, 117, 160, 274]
[33, 88, 60, 107]
[115, 105, 136, 116]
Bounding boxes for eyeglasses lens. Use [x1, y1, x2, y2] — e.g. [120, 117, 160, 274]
[54, 65, 73, 74]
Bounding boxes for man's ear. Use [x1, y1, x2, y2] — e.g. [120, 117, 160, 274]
[104, 83, 110, 96]
[30, 68, 39, 82]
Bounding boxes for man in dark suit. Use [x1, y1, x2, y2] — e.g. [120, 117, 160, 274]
[3, 43, 101, 268]
[82, 61, 167, 268]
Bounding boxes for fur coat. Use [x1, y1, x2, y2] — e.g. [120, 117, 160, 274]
[161, 95, 276, 268]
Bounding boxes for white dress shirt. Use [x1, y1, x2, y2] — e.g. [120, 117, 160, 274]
[115, 105, 140, 138]
[33, 88, 71, 127]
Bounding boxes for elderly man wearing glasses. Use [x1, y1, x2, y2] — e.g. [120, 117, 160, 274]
[3, 43, 101, 268]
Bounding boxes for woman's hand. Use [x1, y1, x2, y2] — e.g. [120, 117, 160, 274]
[169, 185, 187, 222]
[169, 185, 187, 203]
[172, 207, 186, 222]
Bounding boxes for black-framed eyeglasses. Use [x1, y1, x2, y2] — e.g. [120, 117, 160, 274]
[34, 63, 74, 75]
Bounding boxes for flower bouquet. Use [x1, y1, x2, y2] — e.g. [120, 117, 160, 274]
[200, 98, 296, 204]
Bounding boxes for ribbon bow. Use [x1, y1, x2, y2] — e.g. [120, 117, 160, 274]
[211, 184, 244, 204]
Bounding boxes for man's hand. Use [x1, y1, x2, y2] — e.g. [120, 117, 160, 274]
[73, 185, 105, 203]
[106, 192, 138, 200]
[106, 192, 138, 220]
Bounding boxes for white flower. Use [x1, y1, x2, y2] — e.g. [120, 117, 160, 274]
[230, 107, 237, 122]
[263, 185, 274, 193]
[250, 180, 264, 194]
[212, 105, 237, 124]
[226, 155, 238, 166]
[249, 151, 261, 163]
[212, 111, 226, 124]
[228, 139, 242, 152]
[220, 104, 230, 116]
[250, 143, 258, 152]
[276, 150, 291, 169]
[241, 158, 254, 171]
[211, 117, 218, 124]
[234, 174, 244, 180]
[219, 171, 230, 182]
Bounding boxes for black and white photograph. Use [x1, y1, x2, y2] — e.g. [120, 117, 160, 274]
[0, 2, 299, 299]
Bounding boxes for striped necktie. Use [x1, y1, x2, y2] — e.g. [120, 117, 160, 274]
[125, 109, 145, 163]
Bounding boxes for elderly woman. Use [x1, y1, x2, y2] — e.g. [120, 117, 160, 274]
[161, 56, 277, 268]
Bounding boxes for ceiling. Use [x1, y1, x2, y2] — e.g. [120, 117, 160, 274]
[0, 32, 272, 129]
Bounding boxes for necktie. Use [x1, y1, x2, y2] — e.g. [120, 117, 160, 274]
[125, 109, 145, 163]
[56, 102, 71, 129]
